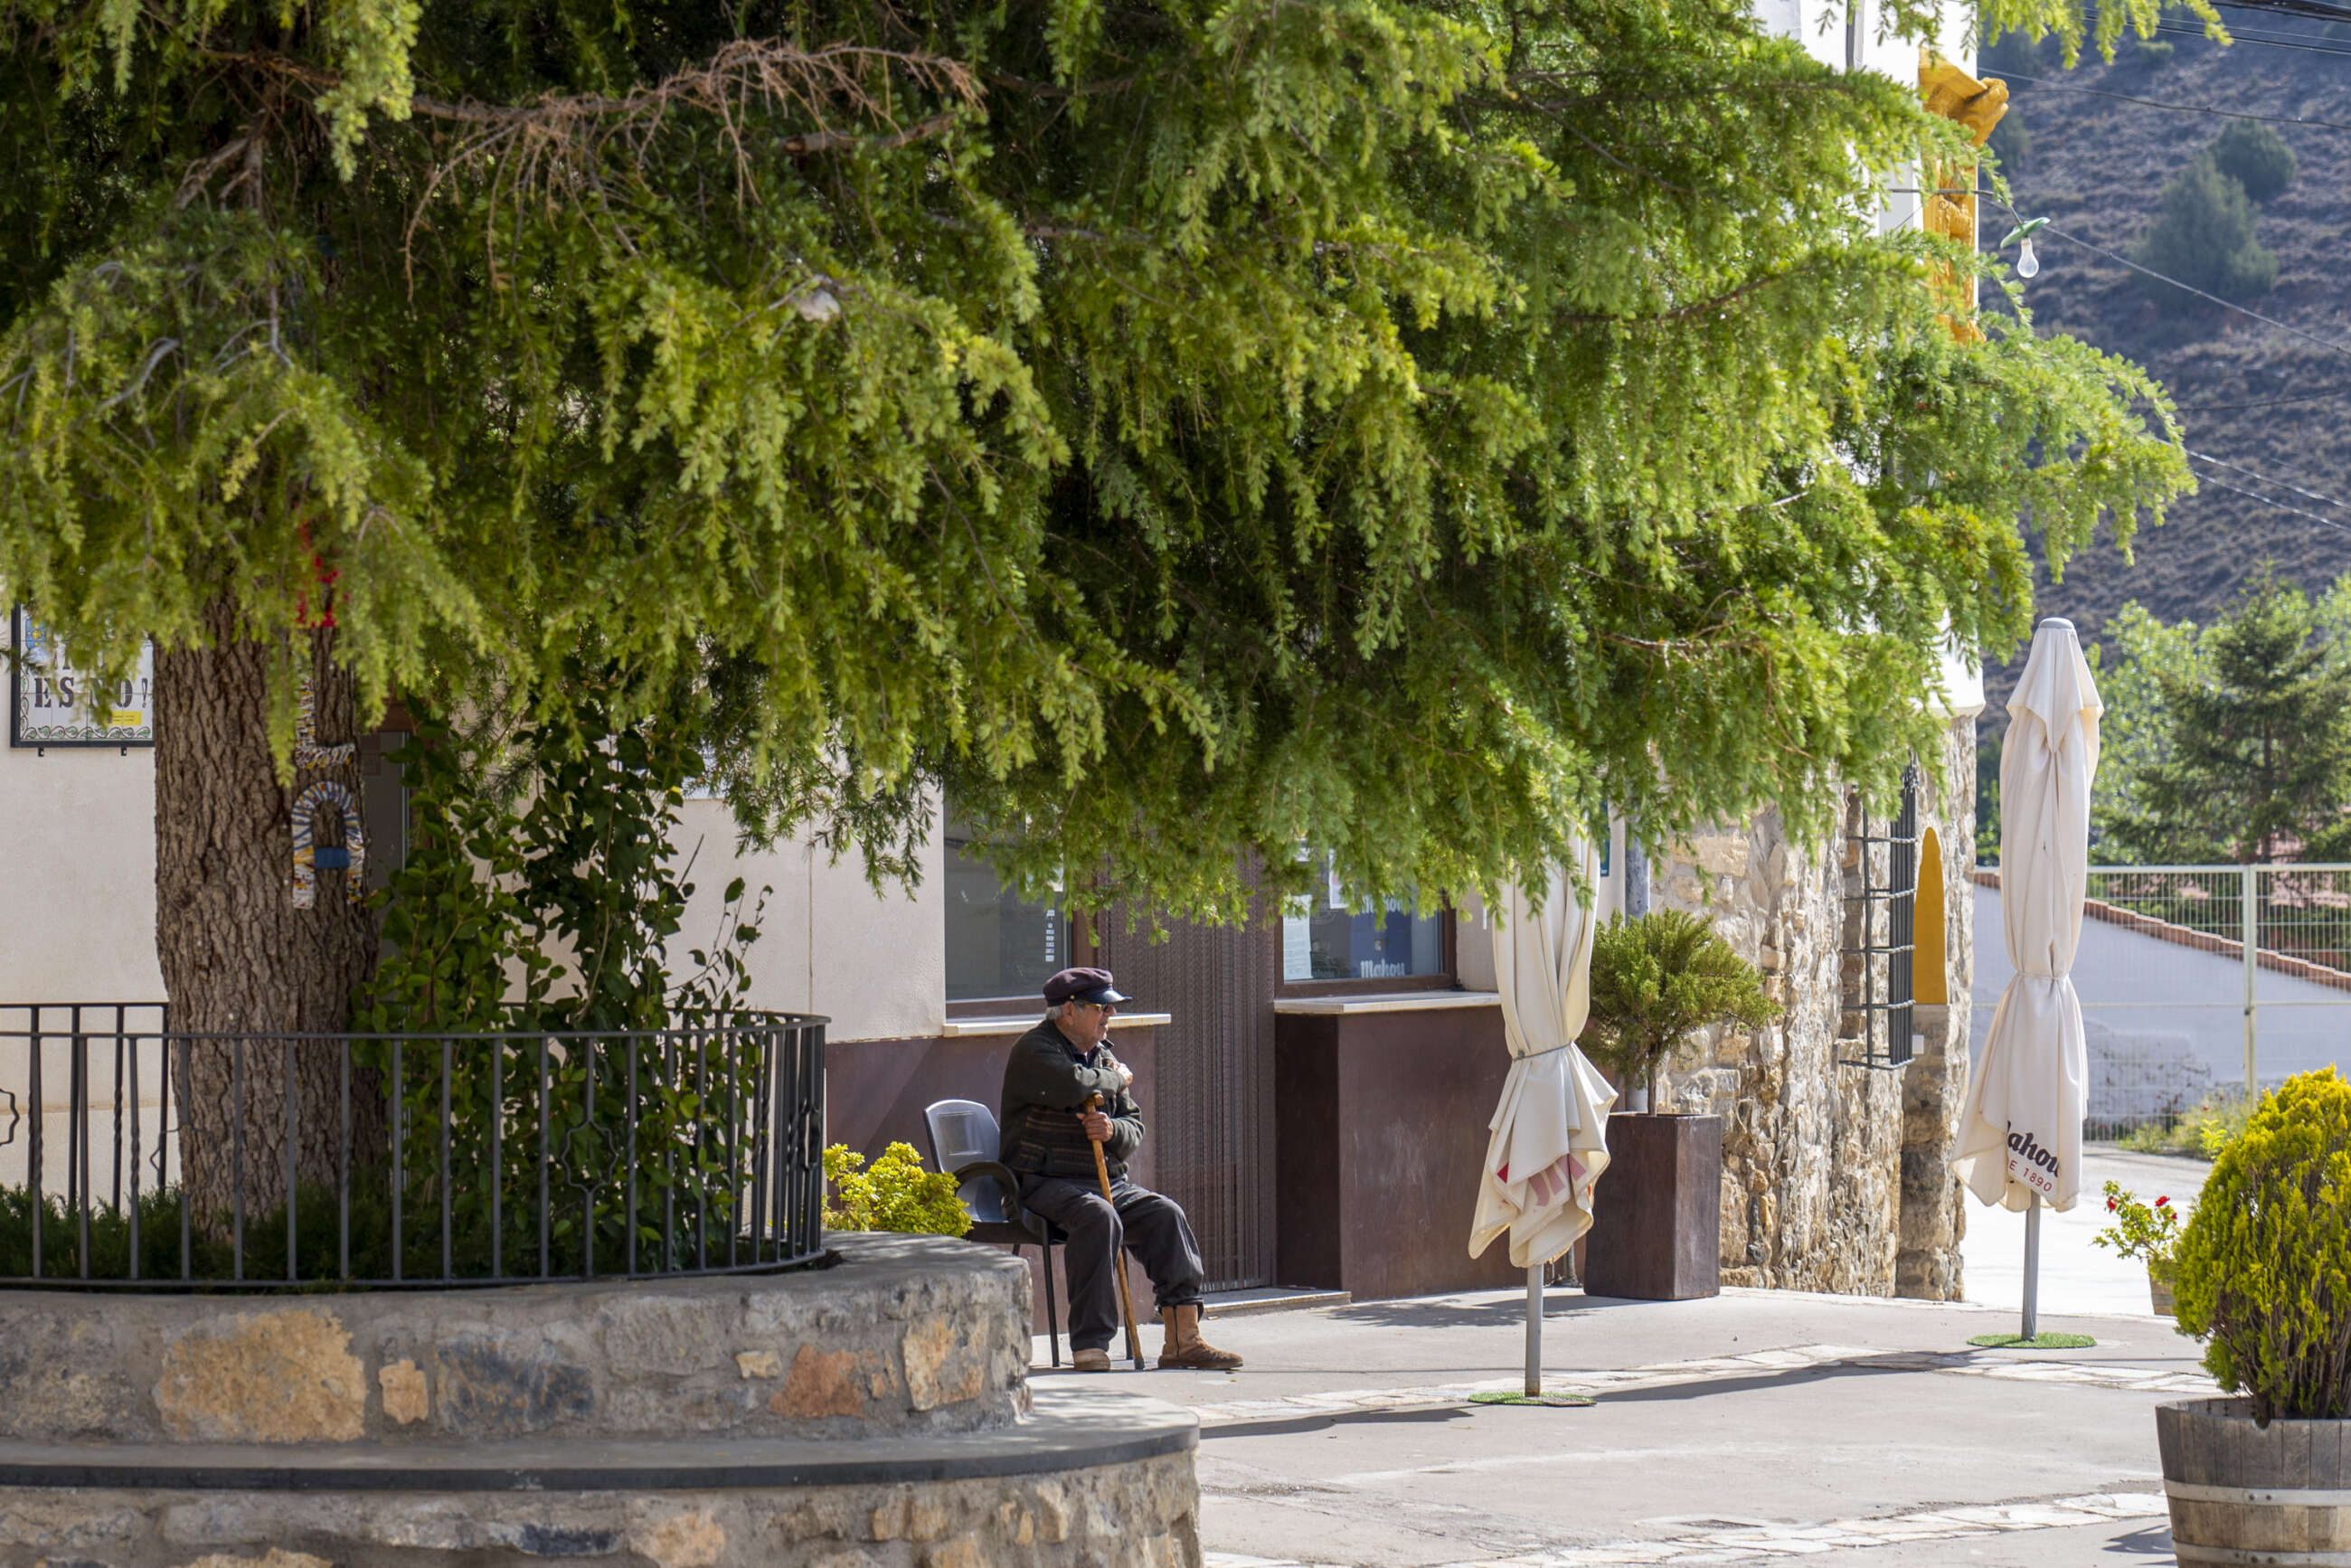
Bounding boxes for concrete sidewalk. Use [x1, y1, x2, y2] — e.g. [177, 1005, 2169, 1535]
[1043, 1281, 2212, 1566]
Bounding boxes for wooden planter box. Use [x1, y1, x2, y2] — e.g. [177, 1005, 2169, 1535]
[1582, 1112, 1722, 1301]
[2158, 1398, 2351, 1563]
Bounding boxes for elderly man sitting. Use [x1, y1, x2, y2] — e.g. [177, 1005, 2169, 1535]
[997, 967, 1244, 1373]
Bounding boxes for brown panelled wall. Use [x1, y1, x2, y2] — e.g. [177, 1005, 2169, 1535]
[1273, 1003, 1523, 1300]
[1097, 918, 1279, 1291]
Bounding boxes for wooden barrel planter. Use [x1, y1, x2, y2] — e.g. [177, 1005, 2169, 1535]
[2157, 1398, 2351, 1565]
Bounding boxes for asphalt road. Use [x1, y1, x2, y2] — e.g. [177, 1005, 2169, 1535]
[1042, 1283, 2210, 1567]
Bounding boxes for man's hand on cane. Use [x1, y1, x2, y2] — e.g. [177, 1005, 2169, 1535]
[1081, 1054, 1133, 1144]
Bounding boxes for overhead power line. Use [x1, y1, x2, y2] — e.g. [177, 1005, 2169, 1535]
[2213, 0, 2351, 25]
[2150, 17, 2351, 55]
[2036, 223, 2351, 364]
[2186, 467, 2351, 537]
[1995, 71, 2351, 134]
[2186, 448, 2351, 512]
[2176, 384, 2351, 412]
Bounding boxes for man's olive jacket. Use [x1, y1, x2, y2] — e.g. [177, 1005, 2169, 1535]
[997, 1015, 1144, 1181]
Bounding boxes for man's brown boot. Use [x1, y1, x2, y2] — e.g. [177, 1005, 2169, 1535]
[1157, 1305, 1243, 1371]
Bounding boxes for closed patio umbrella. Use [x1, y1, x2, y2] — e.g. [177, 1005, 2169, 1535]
[1473, 832, 1617, 1396]
[1952, 617, 2102, 1339]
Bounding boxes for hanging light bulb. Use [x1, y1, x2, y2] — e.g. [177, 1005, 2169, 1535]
[1999, 217, 2048, 282]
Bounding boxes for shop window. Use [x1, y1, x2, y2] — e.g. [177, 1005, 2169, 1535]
[1279, 855, 1449, 986]
[944, 815, 1066, 1004]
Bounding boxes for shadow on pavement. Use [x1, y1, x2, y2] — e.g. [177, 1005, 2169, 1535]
[2103, 1523, 2176, 1557]
[1200, 1405, 1479, 1440]
[1585, 1354, 1965, 1405]
[1327, 1294, 1649, 1329]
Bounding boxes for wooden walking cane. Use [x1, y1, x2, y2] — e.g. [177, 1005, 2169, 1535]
[1083, 1092, 1147, 1369]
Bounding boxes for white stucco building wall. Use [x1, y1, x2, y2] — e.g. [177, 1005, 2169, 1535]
[670, 800, 943, 1044]
[0, 741, 165, 1004]
[0, 742, 943, 1044]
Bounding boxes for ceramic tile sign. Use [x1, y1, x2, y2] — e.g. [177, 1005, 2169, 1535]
[8, 606, 155, 748]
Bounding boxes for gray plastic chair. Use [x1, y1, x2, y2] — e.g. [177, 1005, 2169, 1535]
[923, 1098, 1064, 1366]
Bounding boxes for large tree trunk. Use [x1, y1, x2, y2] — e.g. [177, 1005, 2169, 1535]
[156, 595, 379, 1226]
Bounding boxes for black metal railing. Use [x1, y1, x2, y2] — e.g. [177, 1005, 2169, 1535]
[1841, 763, 1921, 1070]
[0, 1003, 826, 1289]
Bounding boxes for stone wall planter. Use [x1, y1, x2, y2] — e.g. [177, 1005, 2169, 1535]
[0, 1233, 1204, 1566]
[1582, 1113, 1723, 1301]
[2157, 1397, 2351, 1566]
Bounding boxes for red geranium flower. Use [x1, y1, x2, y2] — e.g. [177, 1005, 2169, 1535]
[2156, 1196, 2171, 1207]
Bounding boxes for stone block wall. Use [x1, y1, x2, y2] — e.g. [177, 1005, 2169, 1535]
[0, 1233, 1034, 1448]
[1653, 714, 1974, 1299]
[0, 1234, 1204, 1567]
[0, 1453, 1202, 1568]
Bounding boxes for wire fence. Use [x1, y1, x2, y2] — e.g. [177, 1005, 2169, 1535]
[0, 1003, 828, 1289]
[1973, 864, 2351, 1138]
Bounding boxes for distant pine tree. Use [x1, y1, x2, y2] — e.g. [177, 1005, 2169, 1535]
[2207, 122, 2298, 203]
[2131, 156, 2279, 311]
[2107, 575, 2351, 864]
[1988, 113, 2033, 173]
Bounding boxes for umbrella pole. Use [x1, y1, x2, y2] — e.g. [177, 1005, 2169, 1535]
[1526, 1264, 1543, 1397]
[2021, 1192, 2042, 1342]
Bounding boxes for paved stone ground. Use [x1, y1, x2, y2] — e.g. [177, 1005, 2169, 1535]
[1040, 1280, 2209, 1567]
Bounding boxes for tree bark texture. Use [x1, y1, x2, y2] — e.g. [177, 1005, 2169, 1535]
[156, 595, 380, 1224]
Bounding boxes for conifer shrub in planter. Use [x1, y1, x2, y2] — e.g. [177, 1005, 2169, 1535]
[1576, 912, 1778, 1300]
[2156, 1068, 2351, 1563]
[1578, 911, 1780, 1110]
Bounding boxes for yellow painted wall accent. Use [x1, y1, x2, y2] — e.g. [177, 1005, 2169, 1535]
[1920, 50, 2011, 341]
[1915, 826, 1948, 1006]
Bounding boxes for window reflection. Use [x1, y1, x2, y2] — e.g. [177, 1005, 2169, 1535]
[944, 816, 1065, 1002]
[1280, 856, 1445, 982]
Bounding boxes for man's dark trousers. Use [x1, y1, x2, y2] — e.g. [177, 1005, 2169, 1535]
[1016, 1173, 1206, 1353]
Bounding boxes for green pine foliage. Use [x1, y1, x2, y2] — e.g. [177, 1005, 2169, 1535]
[0, 0, 2197, 925]
[1579, 910, 1780, 1094]
[2172, 1067, 2351, 1422]
[2101, 574, 2351, 864]
[2207, 122, 2298, 204]
[2131, 156, 2279, 312]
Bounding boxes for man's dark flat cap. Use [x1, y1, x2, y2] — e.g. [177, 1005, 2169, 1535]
[1043, 967, 1129, 1006]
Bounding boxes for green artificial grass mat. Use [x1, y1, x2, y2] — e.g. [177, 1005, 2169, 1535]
[1966, 1332, 2097, 1350]
[1471, 1390, 1597, 1407]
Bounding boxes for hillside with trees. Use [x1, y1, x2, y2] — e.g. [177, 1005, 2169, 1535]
[1977, 18, 2351, 727]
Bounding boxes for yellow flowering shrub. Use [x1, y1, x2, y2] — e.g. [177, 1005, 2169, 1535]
[822, 1143, 973, 1239]
[2172, 1067, 2351, 1422]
